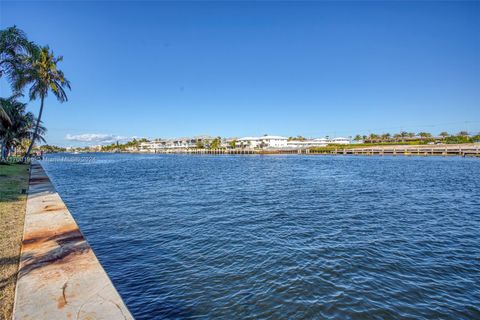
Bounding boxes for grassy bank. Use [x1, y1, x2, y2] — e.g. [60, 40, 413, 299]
[0, 164, 29, 320]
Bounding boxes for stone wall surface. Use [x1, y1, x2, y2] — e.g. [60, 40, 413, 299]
[13, 162, 133, 320]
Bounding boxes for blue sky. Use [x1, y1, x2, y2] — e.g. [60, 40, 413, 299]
[1, 1, 479, 146]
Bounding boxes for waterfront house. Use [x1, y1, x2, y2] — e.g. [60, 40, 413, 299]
[139, 135, 350, 151]
[286, 140, 328, 148]
[330, 137, 350, 144]
[139, 136, 215, 152]
[237, 136, 288, 149]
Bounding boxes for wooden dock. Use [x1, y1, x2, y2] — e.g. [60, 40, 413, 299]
[144, 144, 480, 157]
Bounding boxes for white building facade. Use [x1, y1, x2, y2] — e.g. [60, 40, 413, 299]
[237, 136, 288, 149]
[139, 135, 350, 151]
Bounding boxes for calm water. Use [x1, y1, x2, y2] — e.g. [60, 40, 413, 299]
[41, 154, 480, 319]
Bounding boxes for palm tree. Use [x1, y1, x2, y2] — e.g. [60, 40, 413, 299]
[369, 133, 379, 141]
[0, 96, 20, 157]
[0, 26, 38, 87]
[0, 103, 10, 124]
[209, 136, 222, 149]
[14, 46, 70, 159]
[418, 132, 432, 138]
[1, 26, 37, 124]
[381, 133, 391, 141]
[0, 96, 45, 159]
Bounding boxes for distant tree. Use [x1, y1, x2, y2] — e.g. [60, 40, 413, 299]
[37, 144, 66, 153]
[195, 139, 204, 149]
[418, 132, 432, 138]
[381, 133, 391, 141]
[439, 131, 449, 138]
[229, 139, 237, 148]
[209, 136, 221, 149]
[407, 132, 416, 138]
[288, 135, 306, 141]
[369, 133, 379, 140]
[353, 134, 362, 141]
[445, 135, 470, 144]
[458, 131, 469, 136]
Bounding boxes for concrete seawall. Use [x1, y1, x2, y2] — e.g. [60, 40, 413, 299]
[13, 162, 133, 320]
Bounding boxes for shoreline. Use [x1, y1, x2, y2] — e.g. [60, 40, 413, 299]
[12, 162, 132, 319]
[61, 143, 480, 157]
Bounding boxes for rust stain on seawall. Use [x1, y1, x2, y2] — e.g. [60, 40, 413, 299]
[13, 161, 133, 320]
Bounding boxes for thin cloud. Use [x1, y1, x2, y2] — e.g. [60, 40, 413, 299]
[65, 133, 131, 144]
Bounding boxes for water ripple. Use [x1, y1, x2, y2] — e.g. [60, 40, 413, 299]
[41, 154, 480, 319]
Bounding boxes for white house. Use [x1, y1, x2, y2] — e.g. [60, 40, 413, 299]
[237, 135, 288, 149]
[139, 136, 216, 151]
[286, 140, 327, 148]
[138, 135, 350, 151]
[314, 138, 329, 144]
[262, 136, 288, 148]
[330, 137, 350, 145]
[236, 137, 260, 148]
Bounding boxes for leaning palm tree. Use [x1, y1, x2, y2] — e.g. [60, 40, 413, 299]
[14, 46, 70, 159]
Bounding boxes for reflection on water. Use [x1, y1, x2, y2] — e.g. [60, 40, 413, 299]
[41, 154, 480, 319]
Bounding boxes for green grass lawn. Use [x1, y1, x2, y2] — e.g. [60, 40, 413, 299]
[0, 164, 29, 320]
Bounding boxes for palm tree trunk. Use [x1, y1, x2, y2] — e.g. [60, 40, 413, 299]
[1, 140, 6, 160]
[25, 94, 44, 160]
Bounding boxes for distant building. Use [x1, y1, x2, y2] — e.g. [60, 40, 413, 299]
[139, 136, 214, 152]
[138, 135, 350, 151]
[287, 140, 327, 148]
[330, 137, 350, 145]
[89, 145, 103, 151]
[237, 136, 288, 149]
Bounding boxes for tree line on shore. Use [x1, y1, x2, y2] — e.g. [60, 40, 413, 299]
[0, 26, 70, 162]
[354, 131, 480, 144]
[60, 131, 479, 153]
